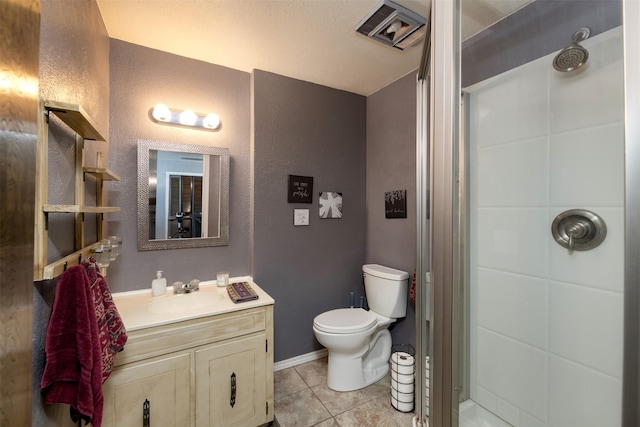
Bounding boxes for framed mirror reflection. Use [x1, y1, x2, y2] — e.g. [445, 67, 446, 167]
[137, 139, 229, 250]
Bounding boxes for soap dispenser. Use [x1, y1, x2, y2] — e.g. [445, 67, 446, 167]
[152, 271, 167, 296]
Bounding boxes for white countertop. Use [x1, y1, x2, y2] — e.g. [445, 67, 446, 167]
[112, 276, 274, 331]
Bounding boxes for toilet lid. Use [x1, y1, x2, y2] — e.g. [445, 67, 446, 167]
[313, 308, 377, 334]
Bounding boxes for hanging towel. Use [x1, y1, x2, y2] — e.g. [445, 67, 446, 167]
[40, 259, 127, 427]
[83, 257, 127, 383]
[40, 264, 104, 426]
[410, 269, 416, 305]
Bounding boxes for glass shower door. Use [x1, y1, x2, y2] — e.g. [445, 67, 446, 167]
[457, 2, 625, 426]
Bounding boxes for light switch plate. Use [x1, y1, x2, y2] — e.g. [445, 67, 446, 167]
[294, 209, 309, 226]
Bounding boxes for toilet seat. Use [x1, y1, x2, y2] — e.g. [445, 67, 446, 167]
[313, 308, 377, 334]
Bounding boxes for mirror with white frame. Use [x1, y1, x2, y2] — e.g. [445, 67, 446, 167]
[137, 139, 229, 250]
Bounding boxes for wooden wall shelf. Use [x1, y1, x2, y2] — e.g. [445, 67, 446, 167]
[34, 100, 120, 281]
[84, 167, 121, 181]
[44, 100, 105, 141]
[43, 204, 121, 214]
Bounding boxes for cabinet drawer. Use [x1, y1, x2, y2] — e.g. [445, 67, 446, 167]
[116, 307, 266, 365]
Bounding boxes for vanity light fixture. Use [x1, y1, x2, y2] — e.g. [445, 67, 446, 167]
[150, 104, 221, 131]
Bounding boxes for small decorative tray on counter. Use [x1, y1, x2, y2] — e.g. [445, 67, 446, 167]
[227, 281, 259, 303]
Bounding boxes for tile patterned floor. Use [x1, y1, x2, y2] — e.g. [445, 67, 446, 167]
[274, 357, 415, 427]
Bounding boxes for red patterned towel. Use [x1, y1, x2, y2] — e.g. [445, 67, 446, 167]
[410, 270, 416, 305]
[83, 257, 127, 382]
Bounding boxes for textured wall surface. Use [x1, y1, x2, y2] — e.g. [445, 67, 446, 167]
[34, 1, 419, 380]
[33, 1, 110, 425]
[106, 40, 251, 293]
[40, 0, 110, 261]
[1, 0, 40, 425]
[366, 71, 418, 348]
[252, 70, 367, 361]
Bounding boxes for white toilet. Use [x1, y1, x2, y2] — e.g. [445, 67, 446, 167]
[312, 264, 409, 392]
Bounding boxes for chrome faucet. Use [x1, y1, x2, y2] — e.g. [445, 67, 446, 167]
[184, 279, 200, 293]
[172, 281, 185, 294]
[173, 279, 200, 294]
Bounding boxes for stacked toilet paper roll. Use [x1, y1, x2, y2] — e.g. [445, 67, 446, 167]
[390, 351, 415, 412]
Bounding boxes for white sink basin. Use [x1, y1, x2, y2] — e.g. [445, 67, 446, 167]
[112, 277, 275, 331]
[146, 292, 225, 314]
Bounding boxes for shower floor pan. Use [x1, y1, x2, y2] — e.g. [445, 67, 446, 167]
[459, 400, 512, 427]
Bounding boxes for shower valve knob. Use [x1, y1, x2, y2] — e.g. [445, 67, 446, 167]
[551, 209, 606, 254]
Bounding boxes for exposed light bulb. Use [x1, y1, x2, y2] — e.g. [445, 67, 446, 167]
[179, 109, 197, 126]
[203, 113, 220, 129]
[149, 104, 221, 131]
[152, 104, 171, 121]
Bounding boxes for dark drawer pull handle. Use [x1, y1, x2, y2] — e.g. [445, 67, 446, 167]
[143, 399, 150, 427]
[230, 372, 237, 407]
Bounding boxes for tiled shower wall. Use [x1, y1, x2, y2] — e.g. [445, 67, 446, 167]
[467, 27, 624, 426]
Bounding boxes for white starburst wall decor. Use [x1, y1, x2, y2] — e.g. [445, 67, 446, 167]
[385, 190, 407, 218]
[319, 192, 343, 219]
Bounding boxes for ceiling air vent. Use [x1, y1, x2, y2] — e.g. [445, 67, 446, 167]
[356, 0, 427, 50]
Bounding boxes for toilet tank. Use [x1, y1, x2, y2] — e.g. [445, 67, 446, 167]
[363, 264, 409, 318]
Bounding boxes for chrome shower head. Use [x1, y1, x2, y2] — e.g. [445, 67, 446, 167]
[553, 28, 590, 72]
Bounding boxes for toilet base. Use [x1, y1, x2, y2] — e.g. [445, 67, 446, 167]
[326, 329, 392, 392]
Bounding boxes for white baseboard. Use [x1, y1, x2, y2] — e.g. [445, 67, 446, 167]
[273, 348, 328, 371]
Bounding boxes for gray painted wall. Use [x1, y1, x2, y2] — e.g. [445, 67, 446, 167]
[32, 1, 422, 378]
[366, 71, 418, 348]
[33, 1, 110, 424]
[252, 70, 367, 361]
[40, 0, 111, 261]
[106, 40, 252, 294]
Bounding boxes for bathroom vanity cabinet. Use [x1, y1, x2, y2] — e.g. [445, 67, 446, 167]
[103, 284, 274, 427]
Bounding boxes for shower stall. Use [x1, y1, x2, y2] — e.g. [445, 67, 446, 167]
[415, 0, 640, 426]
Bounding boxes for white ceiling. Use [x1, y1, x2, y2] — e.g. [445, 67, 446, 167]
[96, 0, 533, 96]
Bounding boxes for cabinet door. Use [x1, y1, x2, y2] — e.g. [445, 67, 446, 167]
[102, 352, 191, 427]
[195, 334, 267, 427]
